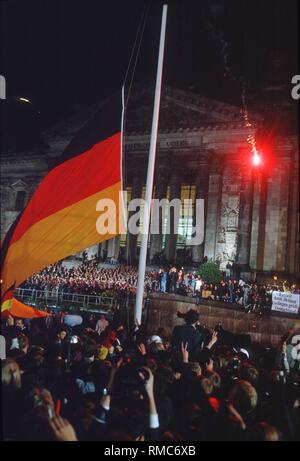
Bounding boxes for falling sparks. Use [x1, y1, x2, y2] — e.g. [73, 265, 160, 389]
[241, 84, 260, 162]
[203, 7, 259, 163]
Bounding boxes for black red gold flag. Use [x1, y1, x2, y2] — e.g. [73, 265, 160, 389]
[1, 91, 124, 311]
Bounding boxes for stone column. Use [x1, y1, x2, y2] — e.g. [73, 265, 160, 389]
[107, 238, 114, 258]
[164, 168, 181, 263]
[114, 236, 121, 259]
[0, 184, 11, 239]
[1, 182, 20, 240]
[192, 160, 210, 263]
[296, 203, 300, 277]
[100, 240, 108, 260]
[256, 172, 268, 271]
[107, 236, 120, 259]
[286, 149, 299, 274]
[126, 167, 143, 264]
[276, 158, 290, 271]
[149, 161, 169, 261]
[98, 242, 105, 260]
[235, 166, 254, 276]
[263, 167, 282, 271]
[204, 157, 223, 260]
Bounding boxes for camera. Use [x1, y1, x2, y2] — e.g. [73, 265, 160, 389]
[232, 357, 241, 370]
[227, 356, 241, 373]
[113, 363, 149, 402]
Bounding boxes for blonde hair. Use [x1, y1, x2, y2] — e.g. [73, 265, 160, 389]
[229, 380, 258, 415]
[205, 370, 221, 390]
[199, 376, 214, 396]
[2, 358, 22, 390]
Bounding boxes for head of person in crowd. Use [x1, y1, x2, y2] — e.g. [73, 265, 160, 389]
[2, 260, 300, 442]
[177, 309, 199, 326]
[20, 386, 57, 440]
[56, 327, 68, 343]
[18, 333, 30, 355]
[15, 318, 25, 331]
[240, 363, 259, 387]
[228, 380, 258, 418]
[248, 422, 281, 441]
[2, 358, 22, 391]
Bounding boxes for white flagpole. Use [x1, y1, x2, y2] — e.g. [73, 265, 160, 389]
[134, 4, 168, 325]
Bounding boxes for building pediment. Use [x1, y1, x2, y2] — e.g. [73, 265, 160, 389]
[10, 179, 28, 190]
[44, 83, 263, 147]
[125, 83, 263, 134]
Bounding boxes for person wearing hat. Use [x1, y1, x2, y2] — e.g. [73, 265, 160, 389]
[171, 309, 204, 359]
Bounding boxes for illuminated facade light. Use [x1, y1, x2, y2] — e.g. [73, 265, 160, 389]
[18, 97, 31, 104]
[252, 150, 261, 166]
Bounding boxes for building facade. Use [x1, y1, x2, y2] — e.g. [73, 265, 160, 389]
[1, 85, 299, 280]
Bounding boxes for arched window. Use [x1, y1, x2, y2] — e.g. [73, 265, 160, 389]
[15, 190, 26, 211]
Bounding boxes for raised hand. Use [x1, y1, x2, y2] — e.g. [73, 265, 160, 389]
[138, 342, 147, 356]
[139, 366, 154, 396]
[134, 318, 140, 328]
[206, 357, 214, 371]
[48, 416, 78, 441]
[111, 356, 123, 374]
[207, 331, 218, 349]
[181, 342, 189, 363]
[138, 367, 158, 418]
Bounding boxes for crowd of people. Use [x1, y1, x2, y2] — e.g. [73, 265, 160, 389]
[22, 261, 138, 297]
[21, 261, 299, 315]
[1, 308, 299, 441]
[146, 270, 299, 315]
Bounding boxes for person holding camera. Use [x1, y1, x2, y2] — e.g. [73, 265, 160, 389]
[92, 359, 160, 441]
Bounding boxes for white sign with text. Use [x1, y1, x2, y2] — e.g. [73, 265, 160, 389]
[272, 291, 300, 314]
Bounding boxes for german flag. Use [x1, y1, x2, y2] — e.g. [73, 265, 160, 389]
[1, 91, 125, 312]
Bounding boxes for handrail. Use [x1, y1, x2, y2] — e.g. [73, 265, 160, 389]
[14, 287, 116, 310]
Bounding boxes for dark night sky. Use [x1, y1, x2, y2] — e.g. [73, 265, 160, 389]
[0, 0, 299, 149]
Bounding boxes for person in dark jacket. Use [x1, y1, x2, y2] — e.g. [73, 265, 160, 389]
[168, 268, 178, 293]
[171, 309, 204, 359]
[2, 358, 24, 440]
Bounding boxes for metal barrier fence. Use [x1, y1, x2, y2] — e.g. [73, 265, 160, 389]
[13, 288, 151, 331]
[14, 287, 116, 311]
